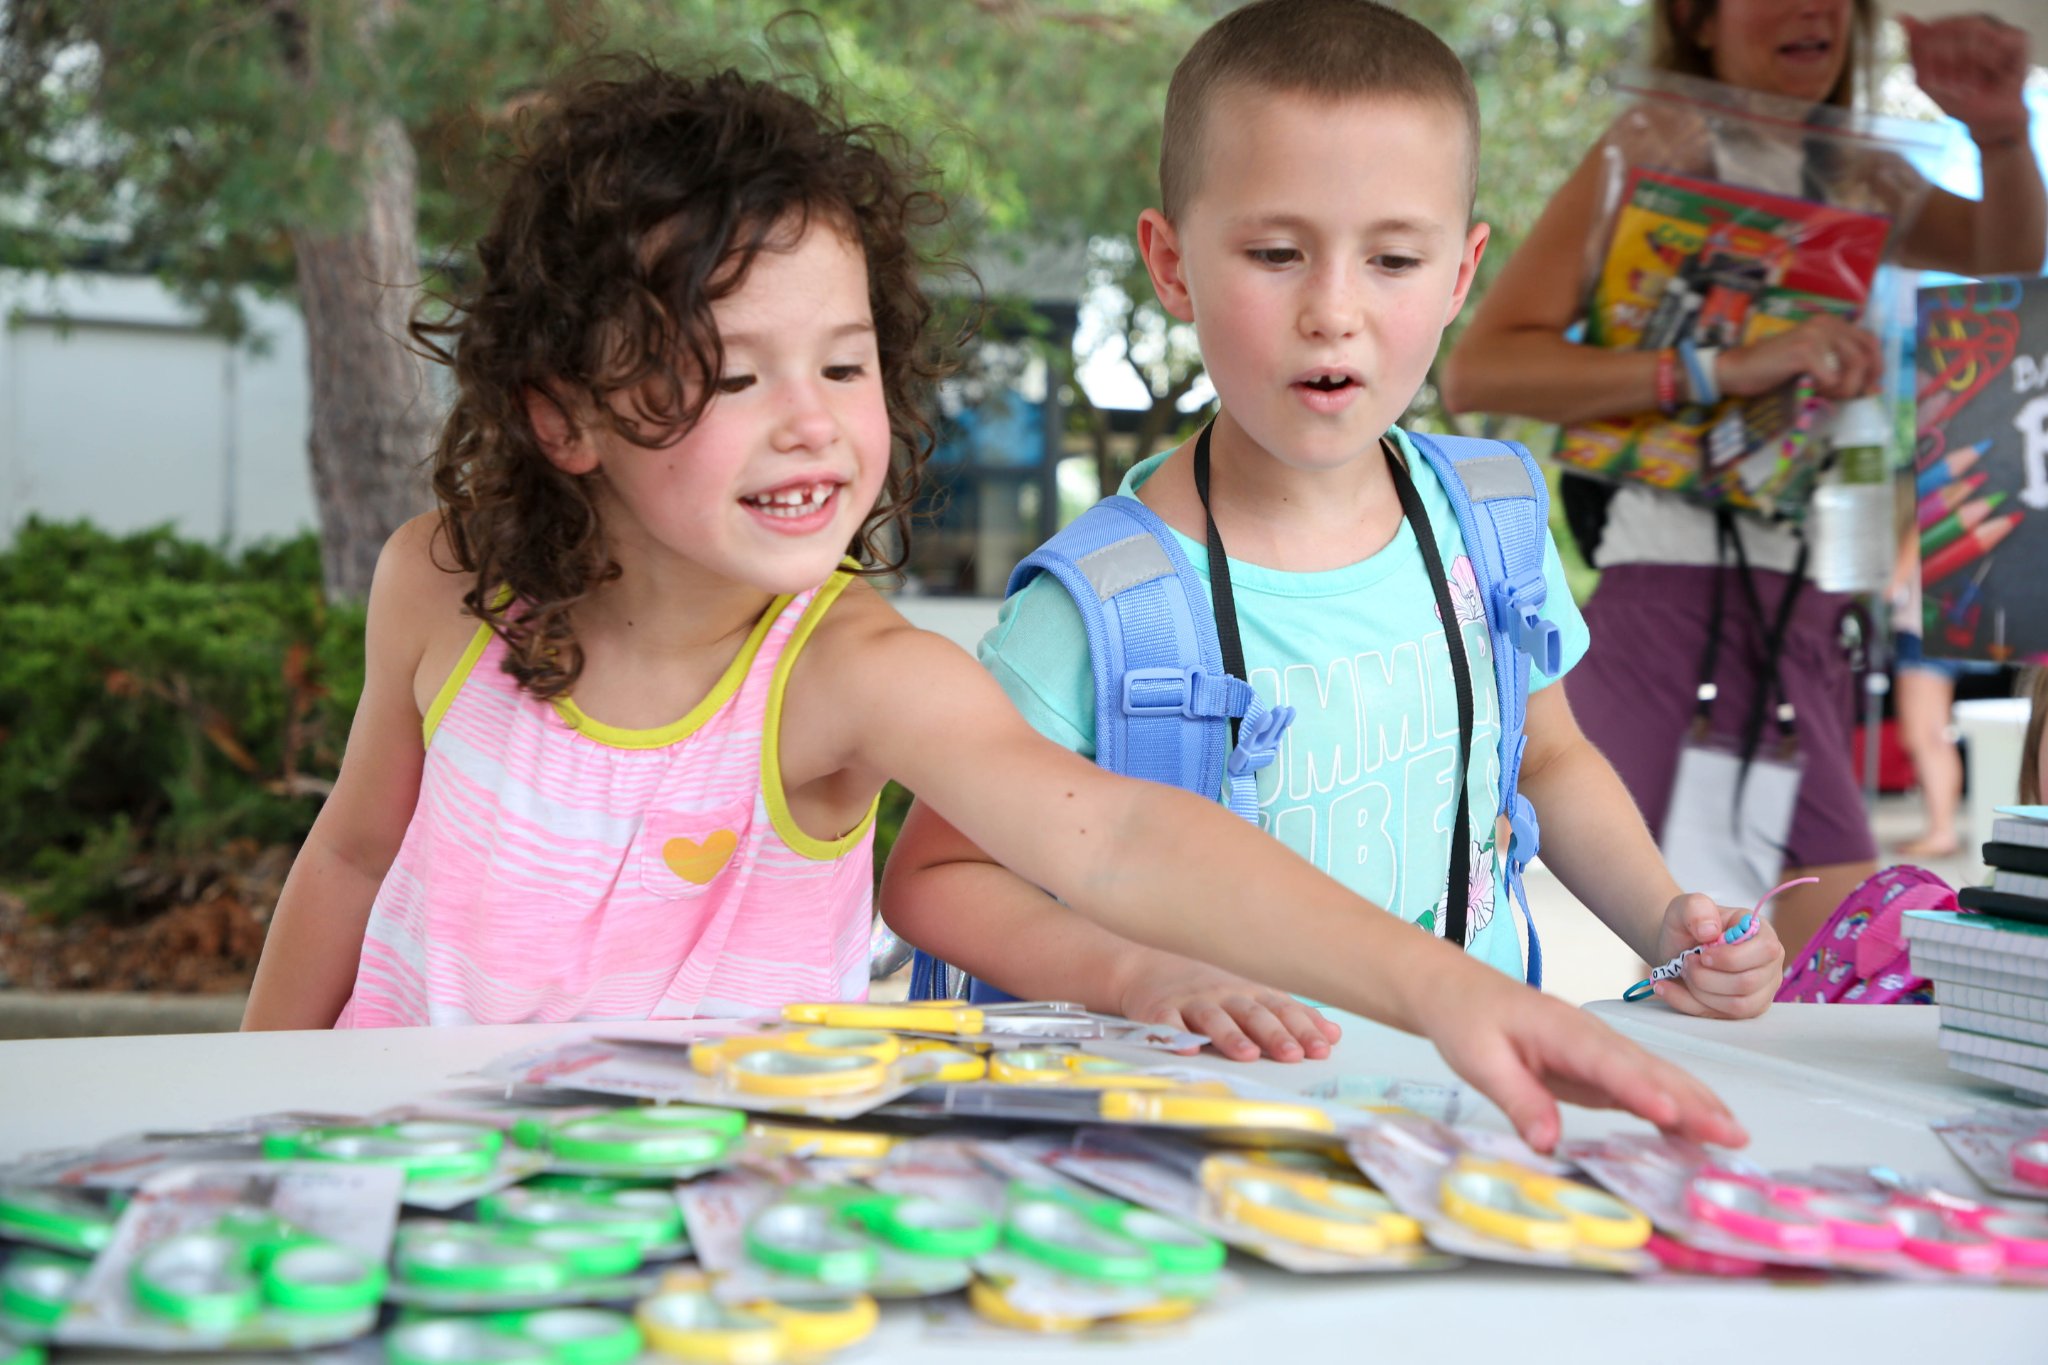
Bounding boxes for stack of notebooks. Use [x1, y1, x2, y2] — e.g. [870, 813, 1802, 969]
[1903, 806, 2048, 1103]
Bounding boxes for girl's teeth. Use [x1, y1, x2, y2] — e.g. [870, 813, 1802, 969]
[749, 484, 832, 517]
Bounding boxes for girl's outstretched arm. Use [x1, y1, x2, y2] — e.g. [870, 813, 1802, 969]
[242, 517, 447, 1030]
[804, 596, 1748, 1152]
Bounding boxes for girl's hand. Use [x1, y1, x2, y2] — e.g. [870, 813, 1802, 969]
[1651, 893, 1786, 1020]
[1903, 15, 2031, 145]
[1718, 314, 1882, 402]
[1117, 959, 1341, 1063]
[1417, 972, 1748, 1154]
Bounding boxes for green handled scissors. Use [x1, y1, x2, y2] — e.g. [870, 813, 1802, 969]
[129, 1213, 386, 1329]
[0, 1188, 118, 1257]
[262, 1119, 503, 1183]
[0, 1336, 43, 1365]
[387, 1309, 643, 1365]
[1, 1250, 90, 1332]
[477, 1185, 686, 1251]
[743, 1185, 999, 1286]
[1001, 1182, 1225, 1283]
[513, 1106, 745, 1170]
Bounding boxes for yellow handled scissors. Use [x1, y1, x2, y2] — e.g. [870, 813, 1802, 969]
[987, 1050, 1179, 1090]
[966, 1276, 1196, 1334]
[689, 1030, 902, 1077]
[781, 1003, 986, 1034]
[743, 1121, 897, 1161]
[1438, 1158, 1651, 1252]
[635, 1281, 877, 1365]
[1201, 1155, 1420, 1255]
[1098, 1090, 1335, 1134]
[690, 1030, 902, 1098]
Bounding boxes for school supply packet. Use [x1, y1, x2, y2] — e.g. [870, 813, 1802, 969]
[1556, 70, 1934, 519]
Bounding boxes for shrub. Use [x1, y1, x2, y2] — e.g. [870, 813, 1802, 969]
[0, 519, 363, 919]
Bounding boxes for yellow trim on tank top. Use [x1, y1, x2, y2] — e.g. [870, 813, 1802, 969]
[419, 588, 788, 751]
[421, 620, 498, 746]
[762, 565, 878, 861]
[553, 591, 789, 749]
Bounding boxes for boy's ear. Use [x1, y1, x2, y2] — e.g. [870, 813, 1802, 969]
[525, 385, 598, 475]
[1444, 221, 1492, 324]
[1136, 209, 1196, 324]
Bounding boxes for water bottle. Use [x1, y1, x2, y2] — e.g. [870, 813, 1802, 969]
[1808, 395, 1894, 593]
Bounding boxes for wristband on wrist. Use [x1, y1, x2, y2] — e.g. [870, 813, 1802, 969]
[1654, 347, 1680, 415]
[1676, 337, 1722, 408]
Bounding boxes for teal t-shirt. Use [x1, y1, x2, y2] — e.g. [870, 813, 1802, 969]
[979, 427, 1591, 979]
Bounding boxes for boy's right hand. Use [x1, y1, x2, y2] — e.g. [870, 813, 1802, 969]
[1418, 974, 1748, 1155]
[1116, 957, 1341, 1063]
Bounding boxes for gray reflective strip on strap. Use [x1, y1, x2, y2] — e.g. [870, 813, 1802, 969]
[1454, 454, 1538, 503]
[1074, 534, 1176, 601]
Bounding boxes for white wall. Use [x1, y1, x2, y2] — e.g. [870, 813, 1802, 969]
[1, 270, 316, 547]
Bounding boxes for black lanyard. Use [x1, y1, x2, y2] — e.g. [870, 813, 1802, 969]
[1192, 422, 1478, 949]
[1694, 510, 1806, 759]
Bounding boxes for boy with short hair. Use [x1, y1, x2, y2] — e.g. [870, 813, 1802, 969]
[882, 0, 1783, 1066]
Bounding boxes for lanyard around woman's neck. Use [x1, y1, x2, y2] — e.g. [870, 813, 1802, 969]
[1190, 421, 1478, 951]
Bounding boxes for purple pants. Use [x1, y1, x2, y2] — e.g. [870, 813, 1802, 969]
[1566, 562, 1877, 869]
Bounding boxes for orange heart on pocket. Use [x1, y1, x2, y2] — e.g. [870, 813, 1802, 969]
[663, 830, 738, 885]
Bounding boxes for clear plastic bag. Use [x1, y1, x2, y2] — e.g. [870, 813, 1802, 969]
[1555, 71, 1940, 521]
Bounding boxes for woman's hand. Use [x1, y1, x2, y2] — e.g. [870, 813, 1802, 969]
[1718, 314, 1882, 402]
[1903, 14, 2031, 145]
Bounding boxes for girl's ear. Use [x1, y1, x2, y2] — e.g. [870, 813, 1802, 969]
[525, 385, 599, 475]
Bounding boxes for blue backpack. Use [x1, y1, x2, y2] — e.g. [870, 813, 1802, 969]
[908, 432, 1561, 1002]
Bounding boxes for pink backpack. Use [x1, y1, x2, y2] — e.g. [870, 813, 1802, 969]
[1774, 866, 1960, 1005]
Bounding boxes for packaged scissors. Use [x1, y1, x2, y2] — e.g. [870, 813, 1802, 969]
[885, 1068, 1353, 1148]
[387, 1307, 643, 1365]
[635, 1272, 878, 1364]
[1931, 1107, 2048, 1201]
[262, 1112, 547, 1211]
[1044, 1128, 1454, 1274]
[480, 1033, 938, 1121]
[1564, 1134, 2042, 1281]
[0, 1249, 90, 1343]
[510, 1104, 746, 1180]
[385, 1217, 662, 1313]
[772, 1001, 1210, 1053]
[1347, 1114, 1656, 1273]
[0, 1188, 120, 1258]
[52, 1161, 401, 1352]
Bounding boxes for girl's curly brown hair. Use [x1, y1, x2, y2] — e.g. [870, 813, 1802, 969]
[413, 58, 949, 700]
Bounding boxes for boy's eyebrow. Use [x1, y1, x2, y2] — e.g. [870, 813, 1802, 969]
[720, 321, 876, 348]
[1230, 212, 1447, 239]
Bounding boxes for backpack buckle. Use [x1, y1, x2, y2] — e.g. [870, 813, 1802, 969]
[1122, 667, 1200, 718]
[1507, 792, 1541, 868]
[1226, 702, 1295, 778]
[1494, 569, 1561, 675]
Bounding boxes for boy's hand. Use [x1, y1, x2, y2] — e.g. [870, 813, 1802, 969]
[1419, 975, 1749, 1154]
[1651, 893, 1785, 1020]
[1116, 958, 1340, 1063]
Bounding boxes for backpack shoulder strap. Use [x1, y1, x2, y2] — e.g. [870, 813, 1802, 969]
[909, 494, 1286, 1004]
[1403, 431, 1559, 988]
[1007, 495, 1253, 800]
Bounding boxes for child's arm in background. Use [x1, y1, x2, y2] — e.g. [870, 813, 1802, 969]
[242, 517, 446, 1030]
[812, 600, 1748, 1152]
[1517, 684, 1784, 1017]
[883, 800, 1340, 1062]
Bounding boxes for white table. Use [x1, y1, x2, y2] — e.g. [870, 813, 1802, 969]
[3, 1005, 2044, 1364]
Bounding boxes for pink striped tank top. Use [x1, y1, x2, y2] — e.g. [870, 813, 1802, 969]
[336, 570, 876, 1028]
